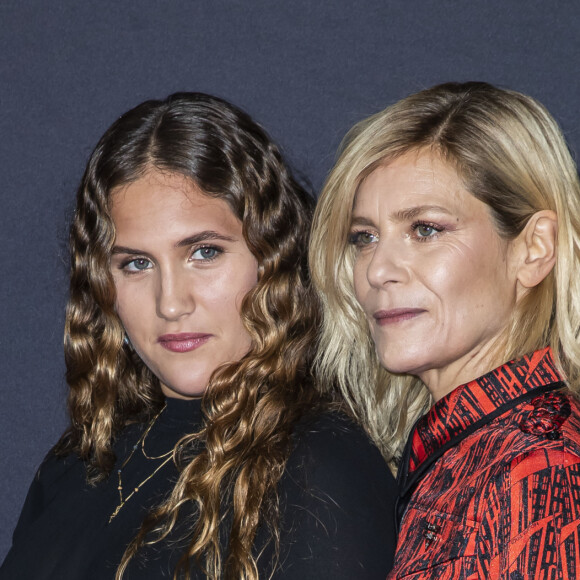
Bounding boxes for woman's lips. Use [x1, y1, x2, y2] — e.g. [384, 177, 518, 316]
[157, 333, 212, 353]
[373, 308, 426, 325]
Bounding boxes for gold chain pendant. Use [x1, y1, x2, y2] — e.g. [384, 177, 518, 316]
[108, 404, 175, 524]
[109, 455, 173, 523]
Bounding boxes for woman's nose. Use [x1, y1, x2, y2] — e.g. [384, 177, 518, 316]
[365, 239, 408, 288]
[156, 269, 195, 321]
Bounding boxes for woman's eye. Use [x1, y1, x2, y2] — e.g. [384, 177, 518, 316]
[192, 246, 221, 261]
[412, 222, 442, 239]
[124, 258, 152, 272]
[348, 231, 378, 247]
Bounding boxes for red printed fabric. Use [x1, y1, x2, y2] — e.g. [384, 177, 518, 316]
[389, 348, 580, 579]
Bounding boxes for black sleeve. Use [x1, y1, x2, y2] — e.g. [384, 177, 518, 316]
[261, 414, 397, 579]
[6, 468, 44, 549]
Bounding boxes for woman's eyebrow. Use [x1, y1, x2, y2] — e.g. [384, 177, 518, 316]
[393, 205, 453, 221]
[350, 216, 376, 228]
[175, 231, 237, 248]
[111, 245, 144, 255]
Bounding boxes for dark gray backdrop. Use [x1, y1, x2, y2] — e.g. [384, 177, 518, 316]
[1, 0, 579, 560]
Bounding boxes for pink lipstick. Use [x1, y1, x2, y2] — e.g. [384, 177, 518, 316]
[373, 308, 425, 325]
[157, 333, 212, 353]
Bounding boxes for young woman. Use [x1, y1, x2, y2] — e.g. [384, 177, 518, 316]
[310, 82, 580, 577]
[1, 93, 396, 579]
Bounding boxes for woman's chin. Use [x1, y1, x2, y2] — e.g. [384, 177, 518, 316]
[377, 354, 424, 377]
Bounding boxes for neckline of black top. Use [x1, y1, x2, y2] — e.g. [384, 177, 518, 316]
[135, 397, 204, 458]
[160, 395, 204, 425]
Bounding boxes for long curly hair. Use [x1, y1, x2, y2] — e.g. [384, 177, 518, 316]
[310, 81, 580, 466]
[55, 93, 325, 579]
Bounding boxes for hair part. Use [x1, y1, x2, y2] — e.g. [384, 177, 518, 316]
[310, 81, 580, 465]
[58, 92, 325, 579]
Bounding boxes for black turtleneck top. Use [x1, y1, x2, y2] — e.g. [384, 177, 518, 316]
[1, 398, 396, 579]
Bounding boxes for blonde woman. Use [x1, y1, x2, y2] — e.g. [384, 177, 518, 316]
[310, 82, 580, 577]
[1, 93, 396, 579]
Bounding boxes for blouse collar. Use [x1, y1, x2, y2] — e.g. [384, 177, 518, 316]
[409, 347, 561, 472]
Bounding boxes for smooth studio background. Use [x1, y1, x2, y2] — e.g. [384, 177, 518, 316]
[1, 0, 579, 559]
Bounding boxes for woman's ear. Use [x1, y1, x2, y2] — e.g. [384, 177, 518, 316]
[515, 210, 557, 291]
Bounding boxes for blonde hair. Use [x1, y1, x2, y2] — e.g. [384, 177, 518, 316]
[310, 82, 580, 464]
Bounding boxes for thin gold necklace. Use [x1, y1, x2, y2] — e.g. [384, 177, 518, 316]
[141, 409, 173, 460]
[109, 404, 173, 523]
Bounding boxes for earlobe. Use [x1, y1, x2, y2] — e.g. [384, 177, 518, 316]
[516, 210, 557, 290]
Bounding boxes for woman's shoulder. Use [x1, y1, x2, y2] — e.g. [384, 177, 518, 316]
[465, 391, 580, 491]
[31, 422, 143, 497]
[285, 409, 396, 497]
[265, 410, 397, 578]
[291, 410, 382, 455]
[501, 390, 580, 460]
[31, 448, 84, 492]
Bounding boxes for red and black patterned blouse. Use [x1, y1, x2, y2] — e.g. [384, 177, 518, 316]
[389, 348, 580, 579]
